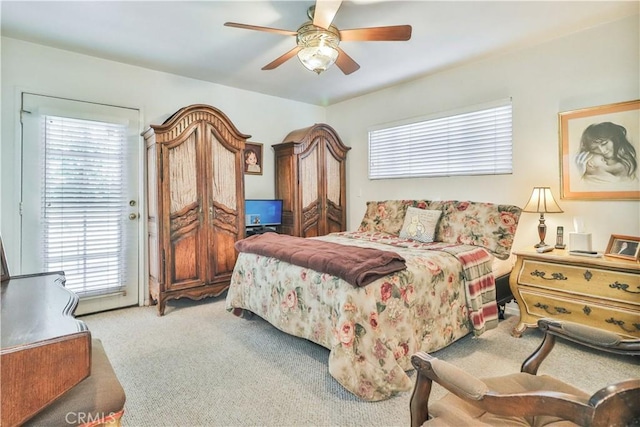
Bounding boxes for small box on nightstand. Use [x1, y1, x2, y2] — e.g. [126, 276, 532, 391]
[569, 232, 592, 252]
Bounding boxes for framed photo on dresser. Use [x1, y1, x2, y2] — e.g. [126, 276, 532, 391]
[605, 234, 640, 261]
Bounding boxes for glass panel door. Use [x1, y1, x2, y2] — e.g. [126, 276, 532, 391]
[21, 93, 140, 314]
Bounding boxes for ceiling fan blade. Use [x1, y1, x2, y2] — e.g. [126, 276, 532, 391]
[262, 46, 302, 70]
[313, 0, 343, 30]
[339, 25, 412, 42]
[335, 48, 360, 75]
[224, 22, 297, 37]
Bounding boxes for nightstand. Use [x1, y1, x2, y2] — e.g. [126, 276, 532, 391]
[509, 248, 640, 338]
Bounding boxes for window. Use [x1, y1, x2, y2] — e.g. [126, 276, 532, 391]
[368, 99, 512, 179]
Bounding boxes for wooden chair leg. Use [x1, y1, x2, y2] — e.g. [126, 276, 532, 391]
[521, 332, 556, 375]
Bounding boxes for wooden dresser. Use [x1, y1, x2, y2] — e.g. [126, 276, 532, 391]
[509, 248, 640, 338]
[1, 272, 91, 426]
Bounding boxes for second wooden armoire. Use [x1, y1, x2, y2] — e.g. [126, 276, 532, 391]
[274, 123, 350, 237]
[143, 104, 250, 315]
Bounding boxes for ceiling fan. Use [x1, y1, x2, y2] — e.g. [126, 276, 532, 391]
[224, 0, 412, 75]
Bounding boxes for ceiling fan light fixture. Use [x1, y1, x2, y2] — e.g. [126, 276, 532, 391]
[296, 23, 340, 74]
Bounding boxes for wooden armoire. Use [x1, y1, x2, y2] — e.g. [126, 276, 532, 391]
[143, 105, 250, 315]
[274, 123, 350, 237]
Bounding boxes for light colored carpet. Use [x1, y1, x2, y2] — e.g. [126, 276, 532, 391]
[81, 297, 639, 427]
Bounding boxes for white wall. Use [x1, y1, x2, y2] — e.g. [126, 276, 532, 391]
[2, 15, 639, 266]
[327, 15, 640, 252]
[1, 37, 325, 271]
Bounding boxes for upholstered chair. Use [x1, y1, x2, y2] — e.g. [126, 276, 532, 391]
[410, 318, 640, 427]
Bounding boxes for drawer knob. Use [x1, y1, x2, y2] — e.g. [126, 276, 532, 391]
[531, 270, 568, 281]
[609, 281, 640, 294]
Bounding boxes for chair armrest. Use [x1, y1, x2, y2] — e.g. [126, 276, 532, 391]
[521, 318, 640, 375]
[411, 352, 594, 426]
[538, 318, 640, 356]
[427, 358, 488, 400]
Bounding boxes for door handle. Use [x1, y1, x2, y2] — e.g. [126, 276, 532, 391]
[129, 213, 139, 220]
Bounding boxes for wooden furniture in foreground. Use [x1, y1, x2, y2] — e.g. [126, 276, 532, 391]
[25, 339, 126, 427]
[509, 248, 640, 338]
[410, 318, 640, 427]
[274, 123, 350, 237]
[143, 104, 251, 315]
[1, 272, 91, 426]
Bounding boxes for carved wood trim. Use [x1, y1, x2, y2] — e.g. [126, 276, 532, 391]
[281, 123, 350, 157]
[149, 104, 251, 149]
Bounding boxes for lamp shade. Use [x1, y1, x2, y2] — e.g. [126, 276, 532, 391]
[522, 187, 563, 214]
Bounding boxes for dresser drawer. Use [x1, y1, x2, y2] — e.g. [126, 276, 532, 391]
[518, 259, 640, 306]
[520, 289, 640, 339]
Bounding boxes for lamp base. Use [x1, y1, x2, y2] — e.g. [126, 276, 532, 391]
[534, 215, 547, 249]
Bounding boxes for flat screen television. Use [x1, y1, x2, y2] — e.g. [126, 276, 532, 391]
[245, 199, 283, 228]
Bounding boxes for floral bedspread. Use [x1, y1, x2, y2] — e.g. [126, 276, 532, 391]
[225, 232, 497, 401]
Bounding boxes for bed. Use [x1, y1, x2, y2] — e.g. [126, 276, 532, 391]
[225, 200, 522, 401]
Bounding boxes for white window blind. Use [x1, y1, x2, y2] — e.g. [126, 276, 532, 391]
[42, 115, 128, 297]
[369, 100, 513, 179]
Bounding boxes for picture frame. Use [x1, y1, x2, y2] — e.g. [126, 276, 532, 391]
[604, 234, 640, 261]
[559, 99, 639, 200]
[244, 142, 263, 176]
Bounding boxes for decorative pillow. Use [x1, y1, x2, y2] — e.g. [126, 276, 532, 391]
[398, 207, 442, 243]
[428, 200, 522, 260]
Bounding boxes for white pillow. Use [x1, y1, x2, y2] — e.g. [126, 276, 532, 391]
[398, 207, 442, 243]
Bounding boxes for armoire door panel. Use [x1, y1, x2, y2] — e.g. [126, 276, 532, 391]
[302, 225, 320, 238]
[210, 203, 240, 234]
[325, 150, 342, 207]
[326, 200, 345, 227]
[209, 130, 239, 212]
[326, 216, 344, 235]
[275, 157, 295, 213]
[300, 146, 320, 209]
[208, 202, 240, 280]
[168, 133, 199, 213]
[169, 227, 202, 289]
[209, 227, 239, 278]
[275, 153, 297, 236]
[302, 201, 321, 236]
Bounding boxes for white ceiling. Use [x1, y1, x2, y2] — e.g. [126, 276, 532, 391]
[2, 1, 638, 106]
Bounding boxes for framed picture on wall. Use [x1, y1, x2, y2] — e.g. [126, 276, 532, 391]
[605, 234, 640, 261]
[244, 142, 263, 176]
[559, 99, 639, 200]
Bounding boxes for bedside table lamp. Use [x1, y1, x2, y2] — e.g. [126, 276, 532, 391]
[522, 187, 563, 248]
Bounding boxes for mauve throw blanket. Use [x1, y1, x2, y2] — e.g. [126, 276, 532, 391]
[235, 232, 406, 287]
